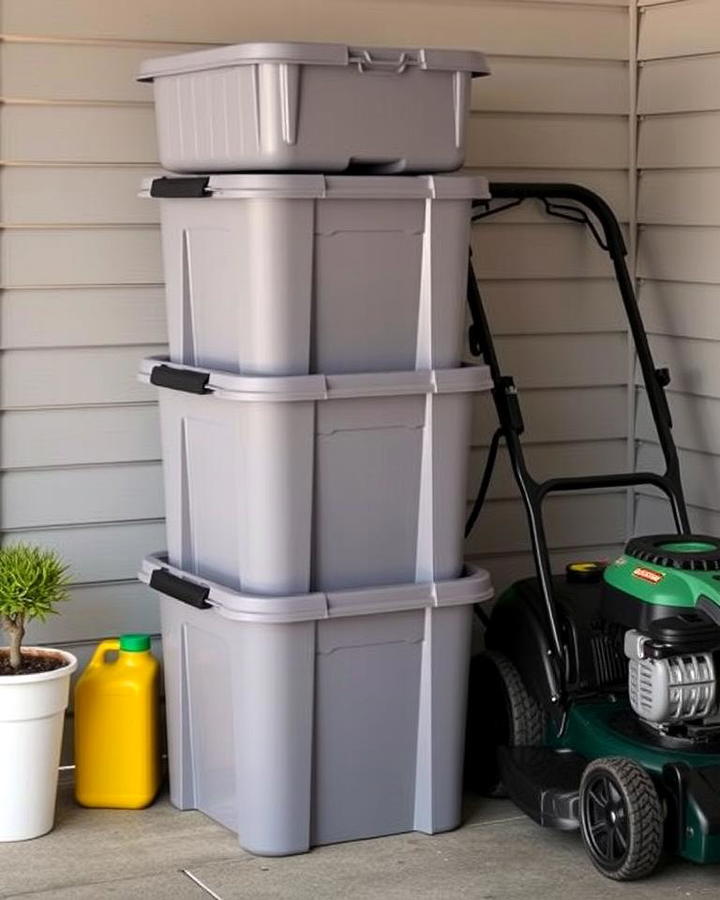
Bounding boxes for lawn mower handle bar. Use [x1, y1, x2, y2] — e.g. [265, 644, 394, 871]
[467, 182, 691, 725]
[480, 183, 683, 499]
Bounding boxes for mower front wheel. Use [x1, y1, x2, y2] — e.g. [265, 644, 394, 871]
[579, 756, 664, 881]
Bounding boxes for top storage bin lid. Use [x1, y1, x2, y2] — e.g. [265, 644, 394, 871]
[138, 41, 489, 81]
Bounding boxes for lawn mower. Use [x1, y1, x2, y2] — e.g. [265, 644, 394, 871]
[465, 182, 720, 881]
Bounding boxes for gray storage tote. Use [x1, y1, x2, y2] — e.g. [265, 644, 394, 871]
[140, 357, 491, 595]
[138, 42, 489, 174]
[143, 173, 490, 376]
[140, 553, 493, 856]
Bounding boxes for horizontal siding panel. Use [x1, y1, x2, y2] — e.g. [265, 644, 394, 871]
[637, 389, 720, 454]
[0, 105, 157, 164]
[638, 112, 720, 168]
[0, 463, 163, 529]
[0, 41, 202, 103]
[635, 0, 720, 542]
[472, 223, 618, 279]
[472, 386, 627, 444]
[469, 439, 628, 500]
[0, 2, 628, 59]
[25, 581, 159, 645]
[639, 56, 720, 115]
[466, 492, 626, 555]
[0, 167, 161, 225]
[475, 57, 627, 114]
[635, 494, 720, 536]
[640, 281, 720, 340]
[1, 521, 165, 583]
[519, 0, 626, 4]
[637, 226, 720, 283]
[639, 335, 720, 398]
[478, 169, 629, 222]
[638, 170, 720, 226]
[0, 287, 166, 348]
[481, 279, 626, 334]
[634, 493, 681, 535]
[495, 333, 627, 389]
[638, 0, 720, 60]
[0, 228, 162, 287]
[474, 544, 624, 596]
[0, 345, 165, 408]
[0, 405, 160, 468]
[637, 441, 720, 511]
[467, 114, 628, 169]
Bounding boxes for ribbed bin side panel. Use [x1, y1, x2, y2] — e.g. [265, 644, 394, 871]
[311, 609, 424, 844]
[161, 392, 316, 595]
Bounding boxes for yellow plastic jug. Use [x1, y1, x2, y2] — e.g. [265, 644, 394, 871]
[74, 634, 161, 808]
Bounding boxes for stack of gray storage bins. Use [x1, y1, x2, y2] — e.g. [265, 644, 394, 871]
[137, 41, 494, 856]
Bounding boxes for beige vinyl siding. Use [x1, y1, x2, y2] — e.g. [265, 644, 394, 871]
[637, 0, 720, 59]
[0, 0, 631, 657]
[470, 58, 630, 586]
[634, 0, 720, 539]
[0, 1, 629, 56]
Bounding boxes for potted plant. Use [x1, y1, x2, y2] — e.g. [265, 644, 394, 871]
[0, 544, 75, 841]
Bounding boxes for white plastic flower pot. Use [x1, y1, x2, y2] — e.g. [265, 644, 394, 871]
[0, 648, 77, 841]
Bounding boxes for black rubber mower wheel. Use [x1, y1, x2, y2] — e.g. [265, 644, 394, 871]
[465, 650, 546, 796]
[579, 757, 664, 881]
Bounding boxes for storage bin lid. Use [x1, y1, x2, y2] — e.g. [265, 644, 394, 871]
[138, 41, 489, 81]
[141, 173, 490, 201]
[140, 554, 494, 624]
[138, 357, 492, 402]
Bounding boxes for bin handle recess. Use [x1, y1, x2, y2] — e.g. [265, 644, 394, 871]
[150, 176, 210, 198]
[348, 50, 417, 74]
[149, 567, 211, 610]
[150, 364, 211, 394]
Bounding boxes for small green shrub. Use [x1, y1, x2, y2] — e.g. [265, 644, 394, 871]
[0, 544, 71, 671]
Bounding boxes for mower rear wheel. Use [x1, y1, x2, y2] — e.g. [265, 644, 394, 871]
[579, 757, 663, 881]
[465, 650, 545, 796]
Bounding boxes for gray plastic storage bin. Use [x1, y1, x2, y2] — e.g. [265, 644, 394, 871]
[139, 357, 491, 595]
[143, 173, 489, 376]
[139, 553, 493, 856]
[138, 42, 489, 174]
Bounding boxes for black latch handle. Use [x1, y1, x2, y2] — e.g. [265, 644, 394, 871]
[150, 176, 210, 198]
[655, 366, 673, 428]
[150, 364, 211, 394]
[149, 568, 211, 609]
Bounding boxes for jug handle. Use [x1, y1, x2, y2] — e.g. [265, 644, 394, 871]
[87, 639, 121, 668]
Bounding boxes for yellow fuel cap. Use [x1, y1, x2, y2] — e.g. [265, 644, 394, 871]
[565, 561, 607, 584]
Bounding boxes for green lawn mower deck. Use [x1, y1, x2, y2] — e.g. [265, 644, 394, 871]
[465, 183, 720, 881]
[475, 538, 720, 879]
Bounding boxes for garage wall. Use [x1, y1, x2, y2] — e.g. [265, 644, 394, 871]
[633, 0, 720, 538]
[0, 0, 630, 663]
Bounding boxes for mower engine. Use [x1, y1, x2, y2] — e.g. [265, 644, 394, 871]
[602, 534, 720, 734]
[624, 629, 718, 726]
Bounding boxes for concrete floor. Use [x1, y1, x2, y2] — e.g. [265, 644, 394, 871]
[2, 778, 719, 899]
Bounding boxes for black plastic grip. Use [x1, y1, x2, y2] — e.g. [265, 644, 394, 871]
[150, 364, 210, 394]
[150, 176, 210, 198]
[149, 568, 210, 609]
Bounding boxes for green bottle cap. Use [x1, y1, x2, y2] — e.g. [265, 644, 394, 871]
[119, 633, 151, 652]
